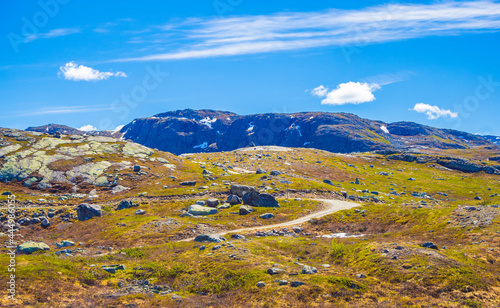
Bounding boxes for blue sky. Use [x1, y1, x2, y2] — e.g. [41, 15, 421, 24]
[1, 0, 500, 135]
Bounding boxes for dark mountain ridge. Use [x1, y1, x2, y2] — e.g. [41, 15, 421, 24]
[116, 109, 497, 155]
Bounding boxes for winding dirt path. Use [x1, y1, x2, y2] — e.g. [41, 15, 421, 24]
[181, 199, 360, 241]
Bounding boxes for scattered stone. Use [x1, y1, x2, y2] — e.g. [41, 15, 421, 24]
[205, 198, 220, 208]
[194, 234, 226, 243]
[474, 196, 482, 200]
[421, 242, 438, 250]
[133, 165, 141, 172]
[301, 265, 317, 274]
[40, 218, 50, 228]
[239, 205, 254, 215]
[290, 281, 305, 287]
[267, 267, 284, 275]
[356, 274, 367, 279]
[260, 213, 274, 219]
[56, 240, 75, 249]
[226, 195, 242, 205]
[135, 209, 146, 215]
[76, 203, 102, 221]
[292, 226, 302, 233]
[101, 264, 126, 274]
[217, 203, 231, 210]
[2, 191, 12, 195]
[256, 281, 266, 288]
[256, 168, 267, 174]
[278, 280, 288, 285]
[231, 234, 245, 240]
[323, 179, 334, 185]
[180, 181, 196, 186]
[270, 170, 281, 176]
[116, 200, 139, 210]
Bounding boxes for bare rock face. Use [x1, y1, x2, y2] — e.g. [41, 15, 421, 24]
[76, 203, 102, 221]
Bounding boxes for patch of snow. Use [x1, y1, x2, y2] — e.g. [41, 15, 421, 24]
[380, 125, 390, 134]
[199, 117, 217, 129]
[193, 142, 209, 149]
[303, 142, 310, 146]
[226, 117, 231, 121]
[309, 116, 314, 120]
[296, 125, 302, 137]
[247, 122, 255, 132]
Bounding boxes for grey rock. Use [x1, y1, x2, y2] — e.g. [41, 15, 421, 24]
[270, 170, 281, 176]
[135, 209, 146, 215]
[290, 281, 305, 287]
[76, 203, 102, 221]
[116, 200, 139, 210]
[257, 194, 280, 208]
[230, 184, 257, 198]
[188, 204, 218, 216]
[278, 280, 288, 285]
[239, 205, 254, 215]
[194, 234, 226, 243]
[323, 179, 334, 185]
[242, 190, 259, 206]
[205, 198, 220, 208]
[256, 281, 266, 288]
[260, 213, 274, 219]
[40, 218, 50, 228]
[133, 165, 141, 172]
[267, 267, 284, 275]
[256, 168, 267, 174]
[231, 234, 245, 240]
[421, 242, 438, 250]
[226, 194, 242, 205]
[179, 181, 196, 186]
[301, 265, 317, 274]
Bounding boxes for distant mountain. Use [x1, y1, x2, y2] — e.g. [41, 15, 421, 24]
[481, 135, 500, 146]
[26, 124, 122, 138]
[117, 109, 497, 155]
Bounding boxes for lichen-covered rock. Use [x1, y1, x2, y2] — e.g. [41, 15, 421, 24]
[194, 234, 226, 243]
[188, 204, 218, 216]
[17, 241, 50, 254]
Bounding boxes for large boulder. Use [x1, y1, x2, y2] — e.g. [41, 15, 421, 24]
[194, 234, 226, 243]
[257, 194, 280, 208]
[188, 204, 218, 216]
[76, 203, 102, 221]
[242, 190, 259, 206]
[226, 195, 242, 205]
[116, 200, 139, 210]
[205, 198, 220, 208]
[17, 241, 50, 254]
[230, 184, 257, 198]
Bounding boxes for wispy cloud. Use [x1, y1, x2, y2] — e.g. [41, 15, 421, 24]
[111, 1, 500, 62]
[411, 103, 458, 120]
[22, 105, 113, 116]
[24, 27, 81, 43]
[58, 62, 127, 81]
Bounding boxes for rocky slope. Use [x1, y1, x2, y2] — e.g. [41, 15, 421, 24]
[118, 109, 496, 155]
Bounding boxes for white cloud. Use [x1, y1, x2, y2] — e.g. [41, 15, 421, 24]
[79, 124, 97, 132]
[58, 61, 127, 81]
[24, 27, 80, 43]
[411, 103, 458, 120]
[311, 85, 328, 98]
[317, 82, 380, 105]
[112, 1, 500, 62]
